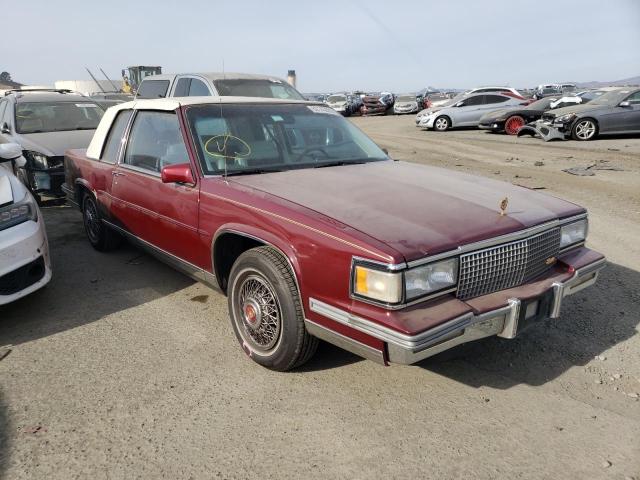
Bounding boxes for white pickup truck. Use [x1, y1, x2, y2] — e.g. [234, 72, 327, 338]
[136, 72, 305, 100]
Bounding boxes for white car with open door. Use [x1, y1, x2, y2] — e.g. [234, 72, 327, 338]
[0, 143, 51, 305]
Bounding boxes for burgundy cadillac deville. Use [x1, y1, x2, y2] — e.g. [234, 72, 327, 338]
[63, 97, 605, 371]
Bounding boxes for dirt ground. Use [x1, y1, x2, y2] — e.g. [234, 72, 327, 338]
[1, 116, 639, 479]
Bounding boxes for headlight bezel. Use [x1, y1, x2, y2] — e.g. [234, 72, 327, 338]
[350, 257, 459, 308]
[23, 150, 50, 170]
[555, 113, 577, 124]
[559, 218, 588, 251]
[0, 191, 38, 231]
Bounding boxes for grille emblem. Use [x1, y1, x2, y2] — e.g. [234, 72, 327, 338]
[546, 256, 557, 265]
[499, 197, 509, 216]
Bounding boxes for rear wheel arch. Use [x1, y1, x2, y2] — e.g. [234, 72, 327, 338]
[74, 181, 95, 211]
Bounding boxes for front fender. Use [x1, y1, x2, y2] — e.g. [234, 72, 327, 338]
[212, 223, 303, 291]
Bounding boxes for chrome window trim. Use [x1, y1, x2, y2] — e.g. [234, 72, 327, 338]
[118, 163, 162, 178]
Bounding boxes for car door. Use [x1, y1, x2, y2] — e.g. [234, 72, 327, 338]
[454, 95, 485, 125]
[615, 91, 640, 132]
[475, 95, 512, 124]
[109, 110, 202, 266]
[90, 109, 133, 219]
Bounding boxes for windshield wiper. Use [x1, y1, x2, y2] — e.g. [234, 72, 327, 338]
[314, 160, 368, 168]
[225, 167, 284, 176]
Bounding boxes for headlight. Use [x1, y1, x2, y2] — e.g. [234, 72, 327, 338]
[405, 258, 458, 300]
[23, 150, 49, 169]
[0, 192, 37, 231]
[560, 219, 588, 249]
[353, 265, 402, 303]
[352, 257, 459, 305]
[555, 113, 577, 123]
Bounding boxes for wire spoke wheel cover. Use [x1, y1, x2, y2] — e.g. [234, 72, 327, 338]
[236, 272, 282, 352]
[574, 120, 596, 140]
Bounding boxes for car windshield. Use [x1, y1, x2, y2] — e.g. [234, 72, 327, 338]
[327, 95, 346, 102]
[186, 103, 388, 176]
[15, 101, 104, 134]
[212, 79, 305, 100]
[589, 89, 634, 106]
[397, 96, 415, 102]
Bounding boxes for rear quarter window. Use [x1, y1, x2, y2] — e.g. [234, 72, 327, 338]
[101, 110, 132, 163]
[137, 80, 170, 99]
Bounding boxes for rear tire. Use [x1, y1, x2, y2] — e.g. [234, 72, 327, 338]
[82, 194, 121, 251]
[571, 118, 598, 141]
[504, 115, 525, 135]
[434, 116, 450, 131]
[227, 246, 318, 371]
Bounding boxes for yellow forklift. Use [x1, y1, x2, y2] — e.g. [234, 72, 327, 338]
[121, 66, 162, 93]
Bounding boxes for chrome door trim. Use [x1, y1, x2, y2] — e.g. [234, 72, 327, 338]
[103, 219, 218, 290]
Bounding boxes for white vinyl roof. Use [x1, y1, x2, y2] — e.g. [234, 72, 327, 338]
[86, 96, 318, 160]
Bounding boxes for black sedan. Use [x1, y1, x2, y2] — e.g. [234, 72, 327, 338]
[478, 96, 577, 135]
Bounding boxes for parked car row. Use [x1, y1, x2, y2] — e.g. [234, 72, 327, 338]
[519, 87, 640, 141]
[413, 84, 640, 141]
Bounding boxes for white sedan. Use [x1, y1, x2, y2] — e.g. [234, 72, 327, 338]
[0, 143, 51, 305]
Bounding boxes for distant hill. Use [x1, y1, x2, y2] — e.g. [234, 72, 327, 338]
[576, 76, 640, 88]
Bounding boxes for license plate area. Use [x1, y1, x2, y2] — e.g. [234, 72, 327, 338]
[517, 290, 554, 334]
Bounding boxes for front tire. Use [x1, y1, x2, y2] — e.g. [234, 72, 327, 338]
[434, 116, 450, 131]
[571, 118, 598, 141]
[82, 194, 121, 251]
[228, 246, 318, 371]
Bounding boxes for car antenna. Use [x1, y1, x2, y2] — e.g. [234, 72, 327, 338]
[221, 58, 228, 182]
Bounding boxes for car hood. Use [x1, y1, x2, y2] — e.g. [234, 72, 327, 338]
[544, 103, 607, 118]
[229, 161, 584, 262]
[16, 130, 96, 157]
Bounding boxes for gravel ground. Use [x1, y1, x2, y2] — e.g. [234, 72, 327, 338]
[0, 116, 639, 479]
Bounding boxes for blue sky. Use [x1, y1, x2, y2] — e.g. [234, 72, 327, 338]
[4, 0, 640, 92]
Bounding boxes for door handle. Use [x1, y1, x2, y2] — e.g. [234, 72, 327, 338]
[112, 171, 127, 177]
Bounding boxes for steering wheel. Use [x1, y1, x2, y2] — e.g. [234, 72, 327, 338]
[294, 147, 330, 163]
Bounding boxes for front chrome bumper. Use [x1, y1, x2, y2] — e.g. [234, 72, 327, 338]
[308, 257, 605, 365]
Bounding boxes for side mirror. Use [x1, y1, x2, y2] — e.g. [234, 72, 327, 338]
[1, 123, 10, 134]
[619, 101, 631, 108]
[0, 143, 22, 162]
[161, 162, 195, 185]
[455, 101, 465, 107]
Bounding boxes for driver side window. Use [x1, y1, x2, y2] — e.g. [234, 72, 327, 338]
[124, 111, 189, 173]
[626, 91, 640, 105]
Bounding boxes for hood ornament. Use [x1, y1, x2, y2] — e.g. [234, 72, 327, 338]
[499, 197, 509, 216]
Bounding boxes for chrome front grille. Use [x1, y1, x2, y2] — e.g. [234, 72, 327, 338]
[456, 227, 561, 300]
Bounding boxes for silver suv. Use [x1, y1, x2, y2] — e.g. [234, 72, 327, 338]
[136, 73, 306, 100]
